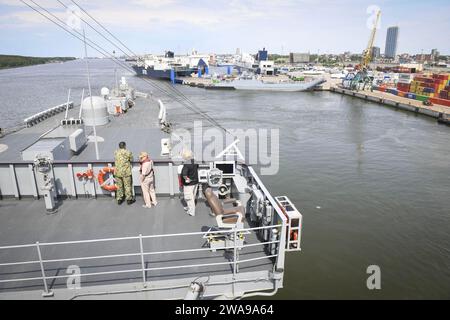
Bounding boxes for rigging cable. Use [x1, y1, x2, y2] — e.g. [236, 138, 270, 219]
[66, 0, 231, 135]
[19, 0, 234, 137]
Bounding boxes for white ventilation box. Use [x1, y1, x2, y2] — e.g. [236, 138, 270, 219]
[69, 129, 87, 153]
[22, 138, 71, 161]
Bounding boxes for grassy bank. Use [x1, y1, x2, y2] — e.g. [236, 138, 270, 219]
[0, 54, 76, 69]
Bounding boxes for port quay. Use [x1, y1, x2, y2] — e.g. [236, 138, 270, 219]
[168, 67, 450, 124]
[130, 45, 450, 124]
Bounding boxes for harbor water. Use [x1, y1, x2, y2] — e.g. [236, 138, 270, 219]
[1, 59, 449, 299]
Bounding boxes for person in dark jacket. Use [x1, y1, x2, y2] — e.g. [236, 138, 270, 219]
[181, 150, 199, 216]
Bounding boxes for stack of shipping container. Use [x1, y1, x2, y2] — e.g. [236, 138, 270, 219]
[373, 73, 450, 107]
[396, 73, 414, 93]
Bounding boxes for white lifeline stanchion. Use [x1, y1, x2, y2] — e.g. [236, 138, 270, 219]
[78, 88, 85, 119]
[233, 228, 238, 276]
[64, 88, 71, 119]
[139, 234, 146, 287]
[36, 242, 53, 297]
[108, 163, 115, 198]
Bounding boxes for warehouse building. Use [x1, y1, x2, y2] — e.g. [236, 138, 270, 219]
[289, 53, 310, 64]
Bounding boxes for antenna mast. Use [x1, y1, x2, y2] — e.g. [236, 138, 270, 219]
[83, 28, 100, 160]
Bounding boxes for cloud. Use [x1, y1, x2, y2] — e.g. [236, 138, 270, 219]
[0, 0, 300, 30]
[0, 0, 61, 9]
[131, 0, 176, 8]
[0, 0, 449, 54]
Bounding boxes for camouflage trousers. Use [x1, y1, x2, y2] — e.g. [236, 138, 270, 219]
[116, 175, 133, 201]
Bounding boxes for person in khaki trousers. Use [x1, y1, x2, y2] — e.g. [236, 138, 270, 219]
[181, 150, 199, 217]
[139, 152, 157, 209]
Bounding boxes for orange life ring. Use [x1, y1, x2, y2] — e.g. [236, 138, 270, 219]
[290, 230, 298, 241]
[98, 167, 118, 192]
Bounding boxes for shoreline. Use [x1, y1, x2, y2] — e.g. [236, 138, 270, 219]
[0, 55, 76, 71]
[0, 60, 75, 71]
[330, 86, 450, 122]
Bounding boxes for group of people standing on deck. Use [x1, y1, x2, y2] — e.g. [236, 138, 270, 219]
[114, 141, 157, 208]
[113, 142, 199, 216]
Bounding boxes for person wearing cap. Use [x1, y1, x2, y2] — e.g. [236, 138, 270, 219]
[181, 150, 199, 217]
[139, 152, 157, 209]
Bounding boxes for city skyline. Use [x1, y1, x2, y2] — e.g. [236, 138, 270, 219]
[0, 0, 449, 57]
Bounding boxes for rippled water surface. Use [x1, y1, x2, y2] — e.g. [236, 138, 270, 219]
[1, 60, 449, 299]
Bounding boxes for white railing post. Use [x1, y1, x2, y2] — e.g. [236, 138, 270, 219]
[64, 88, 71, 120]
[139, 234, 146, 287]
[36, 242, 53, 297]
[233, 228, 238, 276]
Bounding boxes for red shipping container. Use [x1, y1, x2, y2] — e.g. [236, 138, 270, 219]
[430, 97, 450, 106]
[397, 83, 410, 92]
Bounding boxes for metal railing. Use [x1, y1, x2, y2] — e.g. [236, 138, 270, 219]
[0, 224, 282, 297]
[23, 102, 74, 127]
[247, 166, 289, 270]
[0, 160, 179, 199]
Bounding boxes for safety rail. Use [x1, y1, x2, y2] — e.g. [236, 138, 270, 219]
[23, 102, 74, 128]
[0, 224, 283, 297]
[0, 124, 27, 137]
[0, 160, 179, 199]
[248, 166, 290, 267]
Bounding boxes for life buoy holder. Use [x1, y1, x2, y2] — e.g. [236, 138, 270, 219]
[76, 169, 94, 180]
[98, 167, 118, 192]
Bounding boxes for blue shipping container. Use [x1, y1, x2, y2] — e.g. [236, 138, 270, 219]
[170, 69, 175, 84]
[387, 89, 398, 95]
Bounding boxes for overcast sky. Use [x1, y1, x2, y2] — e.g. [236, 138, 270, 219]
[1, 0, 449, 57]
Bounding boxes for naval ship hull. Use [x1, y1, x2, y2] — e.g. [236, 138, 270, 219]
[215, 78, 326, 92]
[132, 65, 196, 83]
[0, 80, 303, 300]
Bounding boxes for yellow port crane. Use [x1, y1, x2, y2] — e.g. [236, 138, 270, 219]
[344, 9, 382, 90]
[360, 10, 381, 70]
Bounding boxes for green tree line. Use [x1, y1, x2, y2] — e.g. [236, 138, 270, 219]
[0, 55, 76, 69]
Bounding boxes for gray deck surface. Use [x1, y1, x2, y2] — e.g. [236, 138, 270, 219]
[0, 94, 274, 295]
[0, 196, 273, 293]
[0, 108, 80, 162]
[0, 96, 170, 162]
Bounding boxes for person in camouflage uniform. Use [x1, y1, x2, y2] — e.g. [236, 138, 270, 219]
[114, 141, 135, 205]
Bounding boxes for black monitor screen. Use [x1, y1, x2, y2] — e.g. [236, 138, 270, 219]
[215, 163, 235, 175]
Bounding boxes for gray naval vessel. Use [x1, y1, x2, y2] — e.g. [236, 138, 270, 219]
[213, 74, 326, 92]
[0, 76, 302, 300]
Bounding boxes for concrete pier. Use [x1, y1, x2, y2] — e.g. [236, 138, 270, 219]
[330, 86, 450, 120]
[179, 73, 450, 124]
